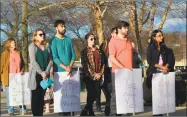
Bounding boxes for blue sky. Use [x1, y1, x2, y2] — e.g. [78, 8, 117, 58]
[154, 17, 186, 32]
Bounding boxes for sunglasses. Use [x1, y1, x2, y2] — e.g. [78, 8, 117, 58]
[38, 33, 45, 37]
[155, 35, 163, 38]
[90, 38, 96, 41]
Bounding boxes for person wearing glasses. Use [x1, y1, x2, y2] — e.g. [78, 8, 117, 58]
[50, 20, 76, 116]
[146, 29, 175, 116]
[80, 33, 105, 116]
[28, 29, 52, 116]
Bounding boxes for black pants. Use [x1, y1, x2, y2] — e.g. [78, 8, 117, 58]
[31, 73, 46, 116]
[110, 73, 117, 115]
[83, 78, 97, 113]
[96, 67, 111, 115]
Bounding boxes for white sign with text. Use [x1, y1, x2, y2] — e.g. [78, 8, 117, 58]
[152, 72, 175, 115]
[115, 69, 144, 114]
[9, 73, 31, 106]
[53, 71, 80, 112]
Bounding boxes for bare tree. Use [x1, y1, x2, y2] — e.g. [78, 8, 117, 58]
[120, 0, 174, 59]
[0, 0, 22, 46]
[39, 0, 108, 45]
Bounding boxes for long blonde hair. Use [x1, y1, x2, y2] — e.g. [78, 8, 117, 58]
[32, 29, 47, 46]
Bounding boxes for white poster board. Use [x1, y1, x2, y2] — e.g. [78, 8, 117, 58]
[115, 69, 144, 114]
[53, 71, 80, 112]
[9, 73, 31, 106]
[152, 72, 176, 115]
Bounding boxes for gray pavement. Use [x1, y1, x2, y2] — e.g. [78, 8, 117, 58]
[1, 91, 186, 116]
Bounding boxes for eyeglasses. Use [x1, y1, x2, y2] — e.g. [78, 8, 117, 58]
[90, 38, 96, 41]
[155, 35, 163, 38]
[38, 33, 45, 37]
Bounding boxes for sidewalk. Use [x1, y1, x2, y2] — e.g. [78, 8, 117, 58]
[1, 91, 186, 116]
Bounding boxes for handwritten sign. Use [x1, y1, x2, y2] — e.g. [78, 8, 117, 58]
[9, 73, 31, 106]
[115, 69, 144, 114]
[53, 71, 80, 112]
[152, 72, 176, 115]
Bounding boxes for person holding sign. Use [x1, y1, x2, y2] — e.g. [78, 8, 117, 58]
[50, 20, 76, 116]
[146, 29, 175, 116]
[109, 21, 133, 116]
[0, 38, 29, 116]
[28, 29, 52, 116]
[80, 33, 105, 116]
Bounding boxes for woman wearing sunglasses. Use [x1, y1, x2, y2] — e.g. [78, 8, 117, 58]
[28, 29, 52, 116]
[80, 33, 105, 116]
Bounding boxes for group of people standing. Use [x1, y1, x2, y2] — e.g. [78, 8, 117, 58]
[0, 19, 175, 116]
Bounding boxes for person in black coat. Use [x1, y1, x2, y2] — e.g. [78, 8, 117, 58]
[131, 42, 142, 68]
[146, 29, 175, 116]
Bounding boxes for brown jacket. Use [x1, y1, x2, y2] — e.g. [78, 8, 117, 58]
[0, 50, 24, 86]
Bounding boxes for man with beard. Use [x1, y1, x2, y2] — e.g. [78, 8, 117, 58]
[109, 21, 133, 116]
[50, 20, 76, 116]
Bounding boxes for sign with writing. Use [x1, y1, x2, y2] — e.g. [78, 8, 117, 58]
[115, 69, 144, 114]
[9, 73, 31, 106]
[53, 71, 80, 112]
[152, 72, 175, 115]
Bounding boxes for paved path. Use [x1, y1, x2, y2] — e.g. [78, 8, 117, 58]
[1, 91, 186, 116]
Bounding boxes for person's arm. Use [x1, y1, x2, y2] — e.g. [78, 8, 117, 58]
[51, 39, 66, 70]
[29, 43, 43, 74]
[81, 49, 95, 78]
[167, 49, 175, 71]
[19, 52, 25, 73]
[45, 48, 53, 75]
[146, 45, 152, 67]
[0, 53, 4, 82]
[69, 40, 76, 69]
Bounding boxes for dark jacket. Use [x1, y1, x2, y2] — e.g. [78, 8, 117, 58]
[166, 48, 175, 72]
[81, 47, 105, 80]
[146, 44, 175, 89]
[146, 44, 168, 77]
[133, 49, 142, 68]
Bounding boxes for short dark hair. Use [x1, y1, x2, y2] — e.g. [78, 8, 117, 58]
[111, 27, 117, 33]
[54, 20, 65, 27]
[85, 33, 95, 40]
[116, 21, 129, 29]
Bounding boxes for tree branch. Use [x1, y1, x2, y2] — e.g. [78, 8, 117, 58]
[101, 5, 107, 17]
[0, 28, 11, 37]
[138, 0, 146, 33]
[39, 1, 96, 11]
[158, 0, 173, 29]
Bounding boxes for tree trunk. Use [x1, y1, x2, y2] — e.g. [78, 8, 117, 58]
[148, 1, 156, 38]
[94, 8, 104, 45]
[21, 0, 29, 71]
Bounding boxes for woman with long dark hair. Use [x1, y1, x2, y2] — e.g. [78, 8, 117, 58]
[146, 29, 175, 116]
[80, 33, 105, 116]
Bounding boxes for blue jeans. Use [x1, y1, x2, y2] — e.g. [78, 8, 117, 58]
[5, 86, 27, 114]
